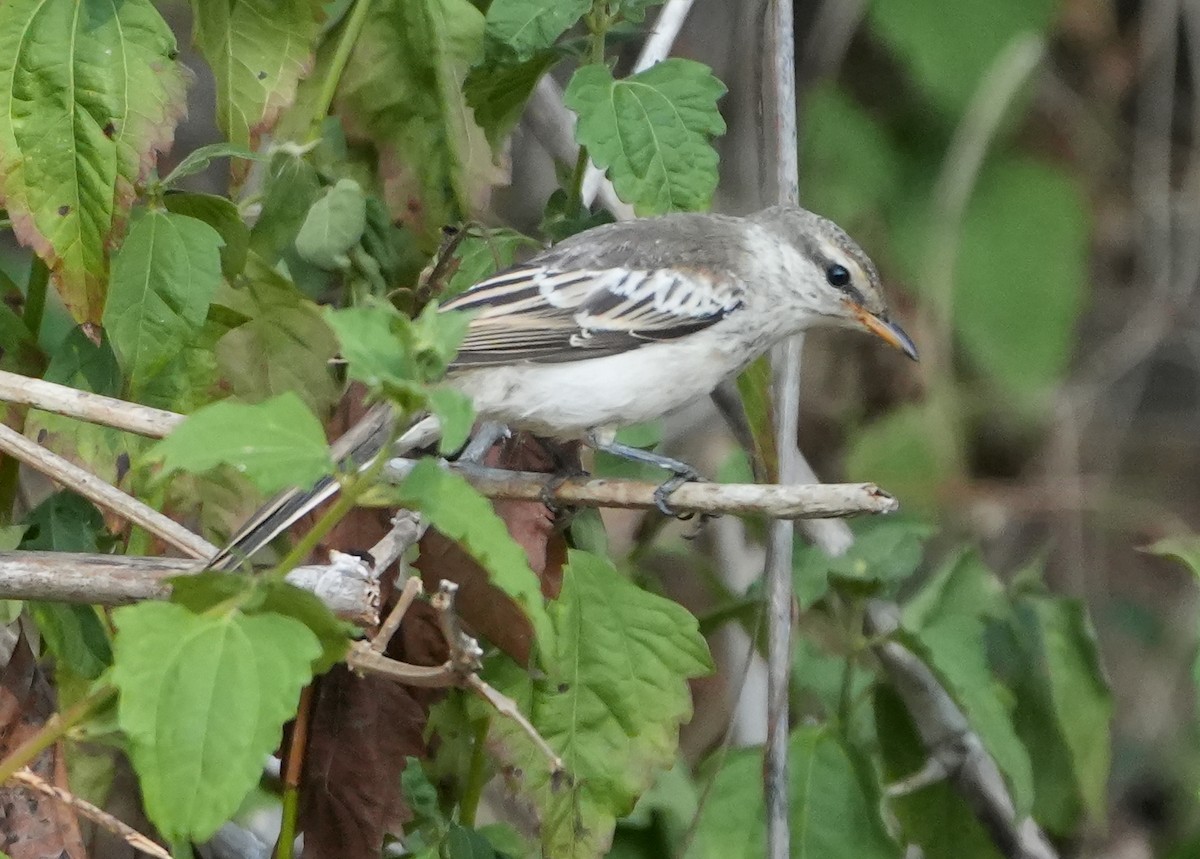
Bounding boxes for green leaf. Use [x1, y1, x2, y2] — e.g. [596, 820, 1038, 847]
[337, 0, 503, 242]
[904, 559, 1035, 815]
[445, 229, 534, 298]
[163, 192, 250, 280]
[24, 328, 131, 484]
[1142, 534, 1200, 578]
[103, 209, 224, 394]
[148, 392, 333, 494]
[248, 154, 323, 263]
[169, 573, 354, 675]
[845, 402, 948, 513]
[111, 601, 320, 842]
[464, 52, 559, 149]
[801, 84, 903, 228]
[445, 823, 501, 859]
[28, 602, 112, 680]
[540, 188, 615, 243]
[480, 0, 588, 60]
[488, 550, 711, 858]
[1007, 596, 1111, 826]
[869, 0, 1056, 115]
[687, 726, 900, 859]
[161, 142, 266, 188]
[191, 0, 323, 165]
[395, 459, 552, 653]
[214, 257, 340, 416]
[19, 490, 107, 553]
[874, 684, 1004, 859]
[0, 0, 187, 324]
[426, 387, 475, 454]
[295, 178, 368, 270]
[950, 158, 1089, 393]
[564, 59, 726, 215]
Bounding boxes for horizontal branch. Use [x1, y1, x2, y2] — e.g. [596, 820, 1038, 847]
[386, 459, 899, 519]
[0, 551, 379, 625]
[0, 369, 182, 438]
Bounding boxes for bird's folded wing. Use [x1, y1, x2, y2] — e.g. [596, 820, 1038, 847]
[443, 265, 744, 367]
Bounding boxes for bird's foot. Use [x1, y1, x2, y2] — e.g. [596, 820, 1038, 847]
[653, 468, 702, 518]
[539, 467, 588, 518]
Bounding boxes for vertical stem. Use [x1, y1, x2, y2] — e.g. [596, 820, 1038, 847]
[764, 0, 799, 857]
[458, 716, 491, 827]
[309, 0, 374, 141]
[566, 8, 610, 213]
[274, 684, 315, 859]
[23, 257, 49, 342]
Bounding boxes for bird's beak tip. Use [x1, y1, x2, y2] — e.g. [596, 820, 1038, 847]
[848, 302, 919, 362]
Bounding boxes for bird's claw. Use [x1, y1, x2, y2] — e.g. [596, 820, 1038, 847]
[653, 470, 701, 518]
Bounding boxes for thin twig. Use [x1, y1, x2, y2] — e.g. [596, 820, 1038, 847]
[763, 0, 800, 855]
[372, 576, 423, 652]
[0, 551, 379, 624]
[0, 422, 216, 559]
[9, 768, 172, 859]
[0, 369, 183, 438]
[384, 458, 897, 519]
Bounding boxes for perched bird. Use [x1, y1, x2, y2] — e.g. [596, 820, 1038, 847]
[208, 205, 916, 570]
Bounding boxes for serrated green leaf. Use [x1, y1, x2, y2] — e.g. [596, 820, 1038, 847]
[161, 142, 266, 188]
[148, 392, 333, 494]
[163, 192, 250, 279]
[337, 0, 504, 242]
[869, 0, 1055, 115]
[539, 188, 614, 243]
[295, 178, 367, 270]
[687, 726, 900, 859]
[481, 0, 588, 60]
[214, 257, 340, 415]
[464, 51, 559, 149]
[396, 459, 552, 654]
[951, 158, 1088, 393]
[191, 0, 323, 170]
[445, 229, 534, 298]
[564, 59, 726, 215]
[0, 0, 187, 324]
[103, 209, 224, 394]
[488, 550, 711, 858]
[28, 602, 112, 680]
[111, 601, 320, 842]
[325, 303, 413, 388]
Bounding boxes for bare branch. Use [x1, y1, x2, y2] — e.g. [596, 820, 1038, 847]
[0, 551, 380, 624]
[385, 458, 897, 519]
[0, 422, 216, 559]
[9, 767, 172, 859]
[0, 369, 182, 438]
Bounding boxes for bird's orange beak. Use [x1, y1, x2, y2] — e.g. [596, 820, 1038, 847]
[846, 301, 919, 361]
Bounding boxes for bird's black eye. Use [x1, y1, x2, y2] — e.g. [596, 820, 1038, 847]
[826, 264, 851, 288]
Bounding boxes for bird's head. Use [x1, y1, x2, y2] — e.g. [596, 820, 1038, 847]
[752, 206, 918, 361]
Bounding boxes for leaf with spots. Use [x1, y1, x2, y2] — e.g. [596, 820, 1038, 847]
[485, 550, 712, 858]
[0, 0, 188, 323]
[190, 0, 324, 177]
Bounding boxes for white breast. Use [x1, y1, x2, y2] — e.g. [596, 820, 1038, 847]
[447, 327, 764, 437]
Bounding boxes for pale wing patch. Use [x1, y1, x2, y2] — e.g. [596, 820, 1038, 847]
[442, 264, 743, 367]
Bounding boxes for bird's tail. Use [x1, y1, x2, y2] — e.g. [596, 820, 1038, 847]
[206, 404, 441, 571]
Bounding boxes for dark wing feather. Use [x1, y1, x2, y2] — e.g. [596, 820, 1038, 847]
[443, 264, 744, 367]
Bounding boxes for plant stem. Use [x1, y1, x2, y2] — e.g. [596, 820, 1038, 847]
[459, 716, 491, 827]
[23, 257, 48, 342]
[0, 683, 116, 785]
[275, 788, 300, 859]
[565, 5, 611, 213]
[309, 0, 374, 141]
[273, 685, 314, 859]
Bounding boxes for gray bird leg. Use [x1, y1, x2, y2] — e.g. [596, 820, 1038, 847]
[583, 430, 703, 516]
[456, 421, 509, 464]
